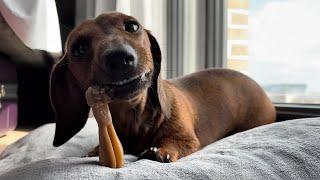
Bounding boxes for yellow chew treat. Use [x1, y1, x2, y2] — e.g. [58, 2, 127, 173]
[85, 87, 124, 168]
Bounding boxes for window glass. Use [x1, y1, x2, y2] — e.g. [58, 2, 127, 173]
[227, 0, 320, 104]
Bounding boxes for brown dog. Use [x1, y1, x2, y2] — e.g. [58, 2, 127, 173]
[51, 12, 276, 162]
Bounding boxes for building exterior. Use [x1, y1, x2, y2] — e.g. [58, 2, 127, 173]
[227, 0, 249, 72]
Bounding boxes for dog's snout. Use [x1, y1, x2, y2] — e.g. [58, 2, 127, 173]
[104, 45, 137, 72]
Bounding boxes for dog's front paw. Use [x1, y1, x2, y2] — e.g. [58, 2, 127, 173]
[83, 145, 99, 157]
[137, 147, 172, 163]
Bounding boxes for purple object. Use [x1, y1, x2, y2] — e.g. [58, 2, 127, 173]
[0, 56, 18, 137]
[0, 103, 17, 136]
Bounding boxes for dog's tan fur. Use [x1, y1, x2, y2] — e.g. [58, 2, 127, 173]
[51, 12, 276, 162]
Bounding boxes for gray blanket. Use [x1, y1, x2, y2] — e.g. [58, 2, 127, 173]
[0, 117, 320, 180]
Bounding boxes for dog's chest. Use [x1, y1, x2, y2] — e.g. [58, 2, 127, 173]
[111, 106, 163, 155]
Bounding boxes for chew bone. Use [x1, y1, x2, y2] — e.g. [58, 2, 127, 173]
[85, 87, 124, 168]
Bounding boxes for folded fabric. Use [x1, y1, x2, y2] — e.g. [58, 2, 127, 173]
[0, 0, 61, 52]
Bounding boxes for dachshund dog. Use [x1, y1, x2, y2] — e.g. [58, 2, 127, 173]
[51, 12, 276, 163]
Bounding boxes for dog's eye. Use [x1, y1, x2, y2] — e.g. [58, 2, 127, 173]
[124, 21, 139, 33]
[72, 44, 89, 57]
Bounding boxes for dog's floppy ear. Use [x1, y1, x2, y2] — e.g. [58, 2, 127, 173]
[146, 30, 172, 118]
[50, 54, 90, 147]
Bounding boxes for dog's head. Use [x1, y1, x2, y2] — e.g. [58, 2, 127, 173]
[51, 12, 163, 146]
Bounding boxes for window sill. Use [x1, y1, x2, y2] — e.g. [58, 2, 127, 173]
[275, 103, 320, 121]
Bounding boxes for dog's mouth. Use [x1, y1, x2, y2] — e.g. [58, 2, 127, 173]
[109, 70, 150, 87]
[94, 70, 152, 100]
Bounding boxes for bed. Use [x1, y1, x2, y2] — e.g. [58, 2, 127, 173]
[0, 117, 320, 180]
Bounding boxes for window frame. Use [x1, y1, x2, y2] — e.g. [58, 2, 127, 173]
[275, 103, 320, 121]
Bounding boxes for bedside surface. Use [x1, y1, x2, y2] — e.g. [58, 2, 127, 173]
[0, 128, 33, 153]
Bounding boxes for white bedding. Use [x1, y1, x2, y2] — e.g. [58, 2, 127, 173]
[0, 117, 320, 180]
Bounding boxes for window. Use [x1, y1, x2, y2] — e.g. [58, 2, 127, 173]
[227, 0, 320, 104]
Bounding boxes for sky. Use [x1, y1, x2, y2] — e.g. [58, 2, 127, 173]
[247, 0, 320, 93]
[250, 0, 287, 13]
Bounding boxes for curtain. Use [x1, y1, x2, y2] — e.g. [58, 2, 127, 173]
[167, 0, 227, 78]
[75, 0, 116, 25]
[0, 0, 62, 53]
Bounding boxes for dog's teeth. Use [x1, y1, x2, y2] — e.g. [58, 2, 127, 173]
[110, 71, 149, 86]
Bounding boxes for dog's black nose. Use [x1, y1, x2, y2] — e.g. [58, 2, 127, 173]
[104, 46, 137, 72]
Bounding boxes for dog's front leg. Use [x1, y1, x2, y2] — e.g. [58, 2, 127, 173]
[85, 145, 99, 157]
[137, 145, 178, 163]
[138, 134, 200, 163]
